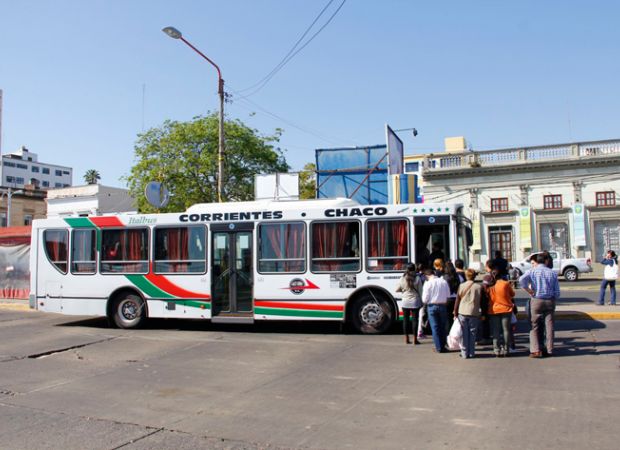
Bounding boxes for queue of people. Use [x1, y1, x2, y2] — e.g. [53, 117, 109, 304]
[396, 250, 561, 359]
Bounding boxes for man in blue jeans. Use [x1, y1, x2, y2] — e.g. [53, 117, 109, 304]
[519, 254, 560, 358]
[421, 268, 451, 353]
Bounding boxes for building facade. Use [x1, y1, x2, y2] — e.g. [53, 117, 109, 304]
[1, 146, 72, 189]
[408, 139, 620, 268]
[46, 184, 136, 217]
[0, 186, 46, 227]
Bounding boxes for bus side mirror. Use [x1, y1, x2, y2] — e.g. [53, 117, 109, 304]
[466, 228, 473, 247]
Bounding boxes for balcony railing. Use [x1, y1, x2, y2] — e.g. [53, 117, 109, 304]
[422, 139, 620, 171]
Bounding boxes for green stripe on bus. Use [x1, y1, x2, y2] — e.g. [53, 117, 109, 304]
[125, 275, 174, 299]
[254, 307, 342, 319]
[185, 300, 212, 309]
[64, 217, 95, 228]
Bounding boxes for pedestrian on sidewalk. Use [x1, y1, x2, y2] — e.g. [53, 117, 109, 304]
[396, 263, 423, 344]
[519, 253, 560, 358]
[453, 269, 483, 358]
[443, 261, 461, 332]
[598, 250, 618, 306]
[487, 269, 516, 357]
[421, 268, 451, 353]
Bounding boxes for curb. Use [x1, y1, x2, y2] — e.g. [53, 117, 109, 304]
[0, 303, 32, 311]
[516, 311, 620, 321]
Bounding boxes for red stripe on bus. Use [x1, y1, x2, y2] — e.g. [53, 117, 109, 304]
[254, 301, 343, 311]
[90, 217, 124, 228]
[145, 273, 211, 300]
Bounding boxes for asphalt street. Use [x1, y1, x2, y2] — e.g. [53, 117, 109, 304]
[1, 297, 619, 450]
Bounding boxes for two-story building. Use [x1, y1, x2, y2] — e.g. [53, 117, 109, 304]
[407, 139, 620, 268]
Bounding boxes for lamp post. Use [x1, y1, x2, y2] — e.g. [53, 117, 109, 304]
[0, 188, 24, 227]
[162, 26, 226, 202]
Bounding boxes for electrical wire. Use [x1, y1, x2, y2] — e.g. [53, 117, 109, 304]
[234, 0, 335, 94]
[232, 0, 347, 100]
[231, 94, 359, 147]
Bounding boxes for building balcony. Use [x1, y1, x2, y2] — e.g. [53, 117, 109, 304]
[422, 139, 620, 177]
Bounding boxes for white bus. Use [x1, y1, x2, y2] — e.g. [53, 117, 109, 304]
[29, 198, 472, 334]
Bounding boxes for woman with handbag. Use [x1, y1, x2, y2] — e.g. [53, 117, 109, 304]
[598, 250, 618, 306]
[396, 263, 423, 344]
[453, 269, 483, 359]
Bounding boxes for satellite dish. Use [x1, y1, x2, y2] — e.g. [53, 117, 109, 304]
[145, 181, 170, 208]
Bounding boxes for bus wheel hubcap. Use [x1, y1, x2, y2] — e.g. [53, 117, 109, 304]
[121, 301, 138, 320]
[360, 303, 383, 326]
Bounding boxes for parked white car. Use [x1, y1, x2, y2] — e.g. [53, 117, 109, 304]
[509, 251, 592, 281]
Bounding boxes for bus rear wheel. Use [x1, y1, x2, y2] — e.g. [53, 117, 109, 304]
[351, 293, 394, 334]
[112, 294, 145, 329]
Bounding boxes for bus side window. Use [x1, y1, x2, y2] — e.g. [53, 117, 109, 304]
[43, 229, 68, 274]
[311, 221, 360, 272]
[71, 229, 97, 274]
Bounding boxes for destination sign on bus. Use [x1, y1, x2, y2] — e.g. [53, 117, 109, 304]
[179, 211, 284, 222]
[324, 207, 388, 218]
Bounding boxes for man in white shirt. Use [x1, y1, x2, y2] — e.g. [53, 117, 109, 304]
[422, 268, 451, 353]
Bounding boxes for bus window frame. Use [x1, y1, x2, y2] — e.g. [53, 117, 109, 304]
[310, 219, 362, 274]
[365, 217, 410, 273]
[152, 224, 208, 275]
[257, 221, 307, 275]
[43, 228, 69, 275]
[100, 227, 150, 275]
[70, 228, 97, 276]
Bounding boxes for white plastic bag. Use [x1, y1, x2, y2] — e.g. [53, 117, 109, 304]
[447, 318, 463, 351]
[604, 263, 618, 281]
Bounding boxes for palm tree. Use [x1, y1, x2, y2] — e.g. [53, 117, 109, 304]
[83, 169, 101, 185]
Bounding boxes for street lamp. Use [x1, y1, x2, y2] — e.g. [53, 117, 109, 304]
[162, 26, 226, 203]
[0, 188, 24, 227]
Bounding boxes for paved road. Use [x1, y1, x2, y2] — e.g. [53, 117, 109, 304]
[1, 308, 619, 449]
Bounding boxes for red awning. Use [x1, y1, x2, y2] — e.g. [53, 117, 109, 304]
[0, 226, 32, 245]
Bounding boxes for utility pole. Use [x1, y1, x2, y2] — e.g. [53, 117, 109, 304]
[162, 27, 226, 202]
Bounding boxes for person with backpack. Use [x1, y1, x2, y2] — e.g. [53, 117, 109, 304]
[396, 263, 423, 344]
[598, 250, 618, 306]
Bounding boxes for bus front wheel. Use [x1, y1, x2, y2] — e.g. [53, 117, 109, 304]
[351, 294, 394, 334]
[112, 294, 145, 329]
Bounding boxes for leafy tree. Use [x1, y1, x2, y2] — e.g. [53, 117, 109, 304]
[299, 162, 316, 199]
[83, 169, 101, 185]
[125, 113, 289, 212]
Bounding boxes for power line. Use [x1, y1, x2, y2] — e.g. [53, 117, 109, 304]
[231, 94, 358, 147]
[234, 0, 335, 94]
[232, 0, 347, 100]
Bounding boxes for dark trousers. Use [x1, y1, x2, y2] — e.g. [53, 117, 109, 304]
[402, 307, 421, 336]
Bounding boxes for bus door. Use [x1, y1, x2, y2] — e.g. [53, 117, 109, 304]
[210, 223, 254, 321]
[414, 216, 451, 265]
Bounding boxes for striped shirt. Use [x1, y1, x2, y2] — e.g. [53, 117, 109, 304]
[519, 265, 560, 300]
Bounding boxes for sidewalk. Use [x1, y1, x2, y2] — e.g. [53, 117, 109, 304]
[3, 296, 620, 320]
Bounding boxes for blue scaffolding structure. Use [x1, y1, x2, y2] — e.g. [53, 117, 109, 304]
[315, 145, 388, 205]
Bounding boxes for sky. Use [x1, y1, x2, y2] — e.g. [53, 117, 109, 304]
[1, 0, 619, 187]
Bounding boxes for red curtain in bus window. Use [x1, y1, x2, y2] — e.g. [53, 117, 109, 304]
[368, 222, 386, 269]
[392, 220, 408, 270]
[284, 224, 304, 271]
[167, 228, 189, 271]
[265, 225, 283, 259]
[44, 230, 68, 273]
[313, 223, 351, 271]
[128, 230, 143, 260]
